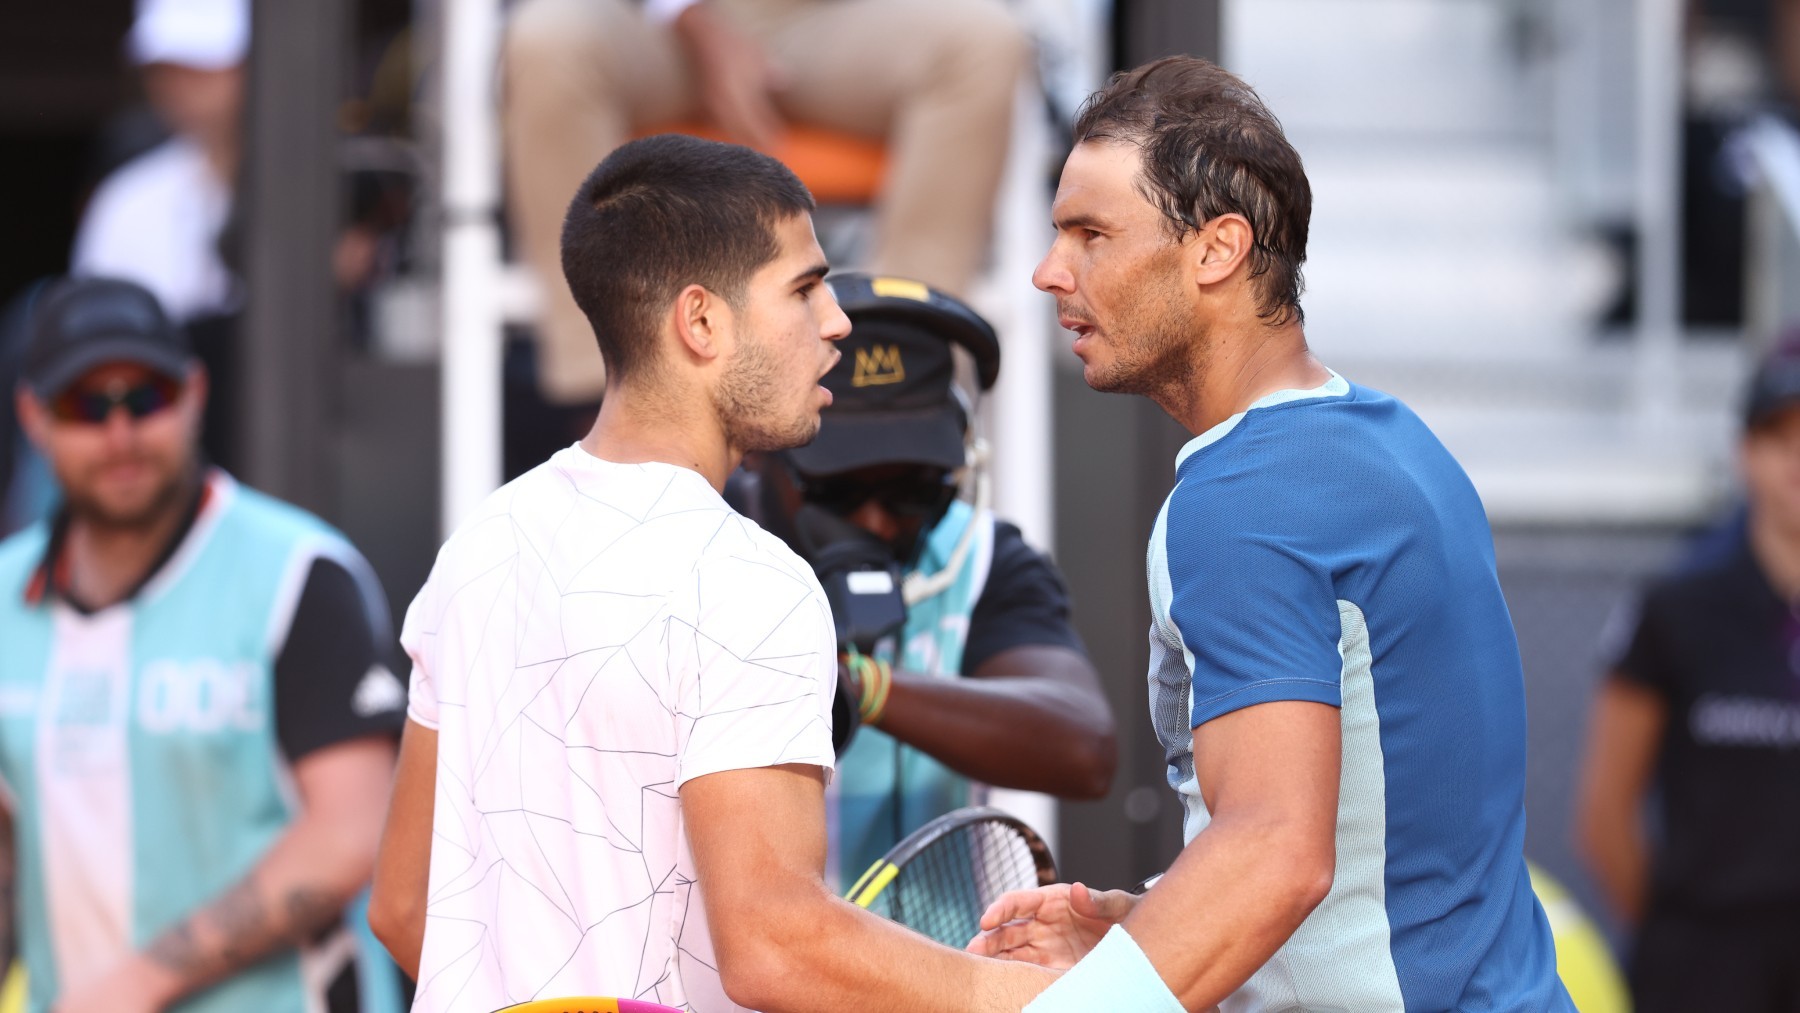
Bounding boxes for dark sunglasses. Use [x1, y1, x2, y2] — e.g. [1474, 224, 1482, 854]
[798, 468, 959, 520]
[48, 375, 183, 425]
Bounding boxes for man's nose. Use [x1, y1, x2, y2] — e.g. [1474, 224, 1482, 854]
[819, 290, 852, 342]
[101, 405, 138, 445]
[1033, 246, 1072, 294]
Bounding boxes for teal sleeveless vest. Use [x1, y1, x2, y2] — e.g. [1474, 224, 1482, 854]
[0, 475, 399, 1013]
[829, 500, 995, 885]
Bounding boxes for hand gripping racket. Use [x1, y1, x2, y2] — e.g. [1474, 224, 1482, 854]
[844, 805, 1057, 947]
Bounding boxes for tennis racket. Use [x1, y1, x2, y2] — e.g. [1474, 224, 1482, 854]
[494, 999, 681, 1013]
[844, 805, 1057, 947]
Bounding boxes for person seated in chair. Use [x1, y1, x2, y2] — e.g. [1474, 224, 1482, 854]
[502, 0, 1029, 412]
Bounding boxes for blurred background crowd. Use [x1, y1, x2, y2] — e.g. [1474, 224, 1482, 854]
[3, 0, 1800, 1009]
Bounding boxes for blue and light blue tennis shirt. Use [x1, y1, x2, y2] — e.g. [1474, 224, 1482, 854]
[1147, 374, 1572, 1010]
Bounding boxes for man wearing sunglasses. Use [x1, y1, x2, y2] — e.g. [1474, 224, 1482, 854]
[736, 273, 1117, 888]
[0, 277, 405, 1013]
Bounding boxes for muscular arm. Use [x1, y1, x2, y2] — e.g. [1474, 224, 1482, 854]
[876, 645, 1116, 798]
[682, 763, 1054, 1011]
[369, 719, 437, 978]
[120, 737, 396, 1006]
[1575, 675, 1665, 924]
[1121, 701, 1339, 1009]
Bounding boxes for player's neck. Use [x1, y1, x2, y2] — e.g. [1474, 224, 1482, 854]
[1167, 319, 1326, 434]
[582, 384, 735, 492]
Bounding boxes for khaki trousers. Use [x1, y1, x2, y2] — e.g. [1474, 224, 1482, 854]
[504, 0, 1028, 403]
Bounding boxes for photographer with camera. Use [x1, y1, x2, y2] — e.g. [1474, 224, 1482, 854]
[735, 273, 1117, 885]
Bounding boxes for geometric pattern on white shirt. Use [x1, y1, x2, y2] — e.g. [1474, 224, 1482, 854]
[401, 446, 837, 1012]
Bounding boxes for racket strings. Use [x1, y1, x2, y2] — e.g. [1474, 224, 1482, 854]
[872, 821, 1043, 947]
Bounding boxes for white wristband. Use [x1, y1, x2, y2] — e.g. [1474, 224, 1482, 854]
[1024, 925, 1185, 1012]
[644, 0, 701, 25]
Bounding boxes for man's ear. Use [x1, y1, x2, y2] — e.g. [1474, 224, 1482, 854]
[671, 283, 730, 363]
[1190, 213, 1255, 288]
[14, 386, 48, 451]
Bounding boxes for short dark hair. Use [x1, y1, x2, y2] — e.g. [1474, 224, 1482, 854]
[560, 134, 815, 382]
[1074, 56, 1310, 325]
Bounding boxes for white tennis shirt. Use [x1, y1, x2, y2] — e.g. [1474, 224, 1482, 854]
[402, 446, 837, 1012]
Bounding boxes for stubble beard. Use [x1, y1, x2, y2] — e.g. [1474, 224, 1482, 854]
[62, 454, 195, 533]
[1084, 268, 1204, 408]
[714, 335, 820, 454]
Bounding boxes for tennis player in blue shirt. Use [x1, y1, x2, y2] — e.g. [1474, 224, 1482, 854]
[968, 56, 1574, 1012]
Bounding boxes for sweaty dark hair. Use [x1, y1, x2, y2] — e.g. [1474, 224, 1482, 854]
[1074, 56, 1310, 326]
[560, 134, 815, 383]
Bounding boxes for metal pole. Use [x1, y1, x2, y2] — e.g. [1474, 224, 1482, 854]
[985, 83, 1057, 555]
[241, 0, 348, 513]
[440, 0, 506, 534]
[1633, 0, 1683, 418]
[981, 79, 1056, 838]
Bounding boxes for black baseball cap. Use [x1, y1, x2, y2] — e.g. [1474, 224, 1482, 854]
[1743, 336, 1800, 430]
[22, 277, 194, 399]
[785, 274, 999, 476]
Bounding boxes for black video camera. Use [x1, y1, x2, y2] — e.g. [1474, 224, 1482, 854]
[791, 504, 907, 758]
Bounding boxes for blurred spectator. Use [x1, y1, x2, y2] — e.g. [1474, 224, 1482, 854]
[71, 0, 249, 475]
[1678, 0, 1800, 325]
[730, 274, 1115, 886]
[0, 277, 405, 1013]
[0, 283, 59, 539]
[72, 0, 246, 324]
[1576, 338, 1800, 1011]
[501, 0, 1029, 412]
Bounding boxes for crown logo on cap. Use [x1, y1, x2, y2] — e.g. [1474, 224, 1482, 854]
[852, 344, 905, 387]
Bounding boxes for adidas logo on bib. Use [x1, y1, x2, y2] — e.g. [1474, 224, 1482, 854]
[353, 665, 406, 717]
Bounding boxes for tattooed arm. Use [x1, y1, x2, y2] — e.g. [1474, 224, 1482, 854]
[52, 736, 397, 1013]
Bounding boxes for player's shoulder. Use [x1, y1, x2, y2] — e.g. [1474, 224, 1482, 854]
[1164, 382, 1450, 546]
[1185, 381, 1450, 496]
[693, 510, 823, 600]
[681, 515, 833, 669]
[411, 454, 570, 596]
[1224, 380, 1425, 459]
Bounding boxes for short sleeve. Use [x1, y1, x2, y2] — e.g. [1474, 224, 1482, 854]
[1609, 589, 1674, 695]
[273, 554, 407, 761]
[1164, 486, 1344, 728]
[962, 523, 1087, 675]
[398, 561, 440, 730]
[673, 551, 838, 787]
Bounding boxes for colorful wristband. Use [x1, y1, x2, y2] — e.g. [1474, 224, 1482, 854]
[1023, 926, 1184, 1013]
[858, 656, 892, 726]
